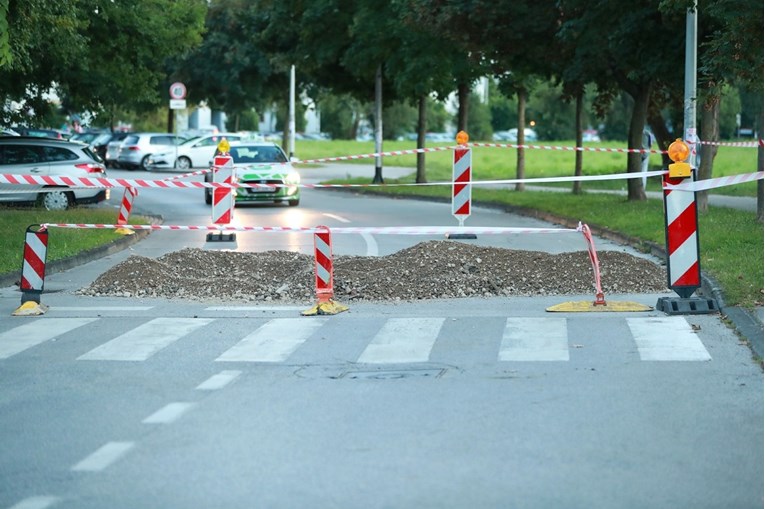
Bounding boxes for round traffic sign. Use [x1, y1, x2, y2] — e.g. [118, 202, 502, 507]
[169, 82, 187, 100]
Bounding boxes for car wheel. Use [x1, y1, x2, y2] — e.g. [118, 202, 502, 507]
[288, 199, 299, 207]
[140, 155, 151, 171]
[205, 189, 212, 205]
[39, 188, 72, 211]
[177, 156, 192, 171]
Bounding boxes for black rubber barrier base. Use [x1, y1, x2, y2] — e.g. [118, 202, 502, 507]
[656, 296, 720, 315]
[445, 233, 478, 240]
[206, 233, 236, 242]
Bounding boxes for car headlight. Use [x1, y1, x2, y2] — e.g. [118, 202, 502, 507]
[285, 172, 300, 185]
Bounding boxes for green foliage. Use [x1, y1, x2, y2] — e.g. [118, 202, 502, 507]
[465, 93, 493, 141]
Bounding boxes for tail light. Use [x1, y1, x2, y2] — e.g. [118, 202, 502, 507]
[75, 163, 106, 174]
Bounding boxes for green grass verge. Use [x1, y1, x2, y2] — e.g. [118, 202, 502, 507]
[296, 139, 760, 196]
[0, 206, 140, 276]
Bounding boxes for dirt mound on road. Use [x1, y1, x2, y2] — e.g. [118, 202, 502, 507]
[77, 241, 668, 303]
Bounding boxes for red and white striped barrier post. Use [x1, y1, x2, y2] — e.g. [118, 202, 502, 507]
[657, 139, 718, 314]
[208, 139, 236, 242]
[12, 225, 49, 316]
[579, 223, 606, 306]
[301, 226, 348, 316]
[115, 187, 138, 235]
[447, 131, 477, 240]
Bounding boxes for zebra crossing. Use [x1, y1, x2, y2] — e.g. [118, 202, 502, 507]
[0, 314, 712, 364]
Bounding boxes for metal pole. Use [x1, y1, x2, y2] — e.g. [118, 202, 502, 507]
[289, 65, 296, 159]
[683, 2, 697, 152]
[373, 64, 384, 183]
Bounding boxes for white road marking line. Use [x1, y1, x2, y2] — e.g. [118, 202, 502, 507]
[322, 213, 351, 223]
[196, 370, 242, 390]
[626, 317, 711, 361]
[142, 402, 196, 424]
[499, 318, 569, 361]
[357, 318, 444, 364]
[7, 496, 60, 509]
[0, 318, 98, 359]
[204, 306, 305, 311]
[52, 306, 154, 311]
[215, 318, 326, 362]
[77, 318, 213, 361]
[361, 232, 379, 256]
[71, 441, 135, 472]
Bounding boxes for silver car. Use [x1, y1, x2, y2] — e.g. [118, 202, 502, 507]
[0, 137, 109, 210]
[116, 132, 185, 171]
[146, 133, 242, 171]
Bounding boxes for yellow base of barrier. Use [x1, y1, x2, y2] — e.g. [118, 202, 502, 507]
[546, 300, 652, 312]
[114, 228, 136, 236]
[301, 299, 349, 316]
[12, 301, 49, 316]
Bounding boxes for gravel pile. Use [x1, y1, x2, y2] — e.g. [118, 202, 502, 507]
[78, 241, 669, 303]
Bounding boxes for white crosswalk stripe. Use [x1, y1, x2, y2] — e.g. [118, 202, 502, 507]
[626, 316, 711, 361]
[0, 315, 712, 364]
[358, 318, 445, 364]
[500, 318, 569, 361]
[78, 317, 214, 361]
[216, 318, 327, 362]
[0, 318, 98, 359]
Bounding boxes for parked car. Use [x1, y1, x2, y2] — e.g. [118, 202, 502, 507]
[492, 128, 538, 142]
[13, 127, 67, 139]
[0, 137, 108, 210]
[116, 132, 185, 171]
[145, 133, 243, 171]
[204, 142, 300, 207]
[1, 128, 19, 136]
[86, 132, 129, 166]
[104, 132, 131, 168]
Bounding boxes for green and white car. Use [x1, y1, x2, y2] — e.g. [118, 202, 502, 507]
[204, 142, 300, 207]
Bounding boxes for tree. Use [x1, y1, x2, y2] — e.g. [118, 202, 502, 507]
[0, 0, 206, 128]
[558, 0, 688, 201]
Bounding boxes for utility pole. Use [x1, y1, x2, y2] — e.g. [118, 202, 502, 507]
[289, 65, 296, 159]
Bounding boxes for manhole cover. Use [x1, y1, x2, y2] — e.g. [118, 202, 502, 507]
[341, 368, 446, 380]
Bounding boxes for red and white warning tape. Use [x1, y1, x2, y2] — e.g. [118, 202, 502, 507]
[40, 224, 581, 235]
[0, 170, 670, 191]
[697, 139, 763, 148]
[663, 171, 763, 192]
[468, 142, 667, 155]
[295, 146, 455, 164]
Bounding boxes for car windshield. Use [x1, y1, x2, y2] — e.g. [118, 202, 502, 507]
[179, 136, 202, 146]
[230, 146, 287, 164]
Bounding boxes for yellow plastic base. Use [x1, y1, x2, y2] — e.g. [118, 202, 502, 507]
[12, 300, 49, 316]
[115, 228, 136, 236]
[301, 300, 350, 316]
[546, 300, 652, 312]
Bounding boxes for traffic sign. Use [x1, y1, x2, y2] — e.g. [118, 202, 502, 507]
[170, 99, 186, 110]
[169, 82, 187, 100]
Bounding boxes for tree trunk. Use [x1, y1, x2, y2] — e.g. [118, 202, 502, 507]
[457, 82, 469, 132]
[373, 64, 384, 184]
[167, 108, 174, 134]
[627, 86, 649, 201]
[416, 95, 427, 183]
[697, 98, 720, 213]
[758, 112, 764, 222]
[647, 110, 673, 168]
[516, 87, 527, 191]
[573, 90, 583, 195]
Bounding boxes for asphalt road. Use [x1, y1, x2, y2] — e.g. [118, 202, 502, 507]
[0, 164, 762, 509]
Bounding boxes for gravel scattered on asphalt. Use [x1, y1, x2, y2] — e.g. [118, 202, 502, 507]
[77, 241, 669, 303]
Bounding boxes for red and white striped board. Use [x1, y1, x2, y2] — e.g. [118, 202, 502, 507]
[452, 146, 472, 225]
[313, 225, 334, 302]
[211, 154, 234, 225]
[663, 172, 701, 297]
[117, 187, 138, 225]
[19, 225, 48, 304]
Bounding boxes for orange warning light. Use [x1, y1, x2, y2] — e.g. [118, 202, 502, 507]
[456, 131, 469, 145]
[667, 139, 689, 162]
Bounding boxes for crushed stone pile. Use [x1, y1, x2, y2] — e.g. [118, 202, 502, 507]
[77, 241, 669, 303]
